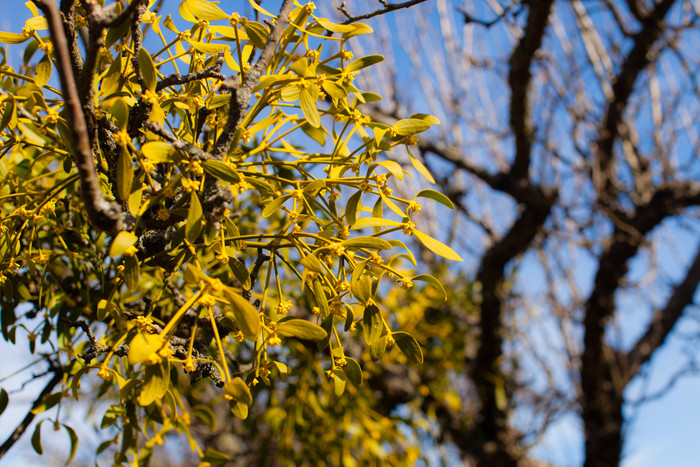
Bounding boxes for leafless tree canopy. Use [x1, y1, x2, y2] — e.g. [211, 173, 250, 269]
[332, 0, 700, 465]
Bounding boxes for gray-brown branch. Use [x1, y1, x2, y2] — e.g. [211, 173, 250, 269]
[625, 241, 700, 382]
[40, 0, 122, 233]
[595, 0, 677, 198]
[211, 0, 295, 160]
[338, 0, 429, 24]
[0, 363, 63, 458]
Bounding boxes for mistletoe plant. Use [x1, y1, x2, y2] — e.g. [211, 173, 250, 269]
[0, 0, 460, 463]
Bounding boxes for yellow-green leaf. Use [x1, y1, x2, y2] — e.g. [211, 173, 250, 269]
[343, 23, 373, 39]
[63, 424, 79, 465]
[125, 257, 140, 290]
[408, 149, 435, 183]
[333, 370, 346, 397]
[312, 278, 330, 318]
[341, 237, 392, 250]
[224, 291, 260, 339]
[34, 54, 51, 87]
[30, 392, 62, 414]
[0, 32, 31, 44]
[186, 0, 230, 21]
[243, 21, 269, 49]
[315, 17, 355, 33]
[228, 256, 251, 289]
[363, 305, 382, 346]
[345, 55, 384, 72]
[410, 112, 441, 125]
[351, 217, 401, 230]
[189, 40, 230, 55]
[392, 118, 431, 136]
[393, 331, 423, 365]
[342, 357, 363, 386]
[374, 160, 404, 180]
[262, 194, 291, 217]
[370, 334, 388, 360]
[300, 88, 320, 128]
[110, 231, 138, 257]
[351, 259, 371, 303]
[277, 319, 328, 341]
[0, 387, 8, 415]
[301, 254, 324, 273]
[138, 358, 170, 406]
[138, 48, 157, 92]
[141, 141, 176, 162]
[202, 159, 240, 183]
[345, 191, 361, 226]
[128, 332, 164, 365]
[231, 400, 248, 419]
[415, 189, 455, 209]
[185, 192, 203, 242]
[411, 274, 447, 300]
[322, 80, 346, 100]
[224, 377, 253, 405]
[31, 420, 43, 454]
[414, 230, 463, 262]
[117, 148, 133, 201]
[25, 16, 48, 31]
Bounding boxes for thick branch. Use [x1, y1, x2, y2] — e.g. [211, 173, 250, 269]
[40, 0, 121, 233]
[581, 182, 700, 466]
[211, 0, 295, 159]
[625, 243, 700, 382]
[0, 363, 63, 458]
[59, 0, 83, 77]
[472, 196, 553, 466]
[508, 0, 555, 180]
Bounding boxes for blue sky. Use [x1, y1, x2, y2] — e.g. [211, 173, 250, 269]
[0, 1, 699, 465]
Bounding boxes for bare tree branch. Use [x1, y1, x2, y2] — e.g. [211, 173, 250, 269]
[0, 362, 63, 458]
[38, 0, 122, 233]
[338, 0, 429, 24]
[595, 0, 677, 199]
[625, 243, 700, 382]
[156, 51, 226, 92]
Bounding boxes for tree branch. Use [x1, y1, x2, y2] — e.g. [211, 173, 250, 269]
[625, 242, 700, 382]
[508, 0, 555, 180]
[156, 51, 225, 92]
[145, 122, 211, 161]
[338, 0, 429, 24]
[211, 0, 295, 159]
[39, 0, 122, 233]
[0, 362, 63, 458]
[595, 0, 677, 197]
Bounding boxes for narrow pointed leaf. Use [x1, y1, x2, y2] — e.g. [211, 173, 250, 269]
[411, 274, 447, 300]
[414, 230, 463, 262]
[277, 319, 328, 341]
[224, 291, 260, 339]
[393, 331, 423, 365]
[415, 189, 455, 209]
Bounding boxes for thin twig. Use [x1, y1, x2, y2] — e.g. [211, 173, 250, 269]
[157, 51, 226, 92]
[145, 122, 212, 160]
[338, 0, 429, 24]
[0, 362, 63, 458]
